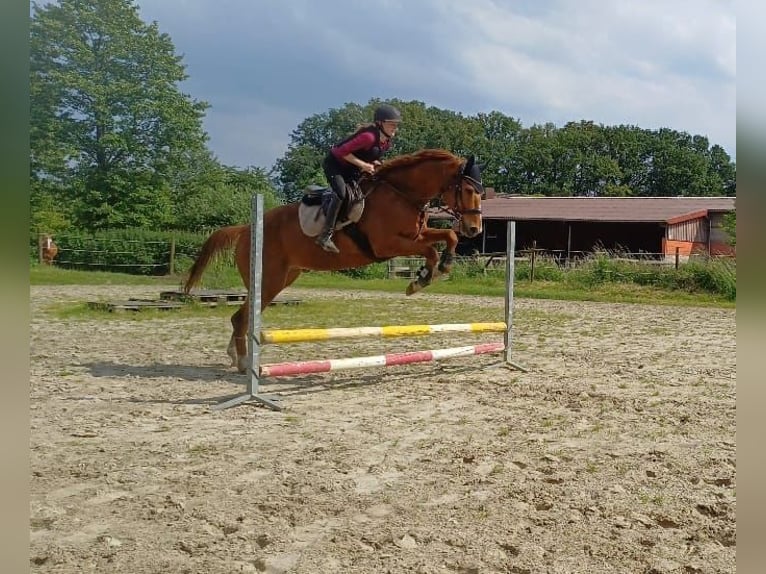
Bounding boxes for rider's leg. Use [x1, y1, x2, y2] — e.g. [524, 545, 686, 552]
[316, 175, 347, 253]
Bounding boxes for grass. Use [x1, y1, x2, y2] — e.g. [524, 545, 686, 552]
[290, 271, 735, 308]
[30, 264, 183, 286]
[31, 257, 735, 310]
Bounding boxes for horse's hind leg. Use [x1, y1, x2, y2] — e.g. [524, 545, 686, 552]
[229, 268, 300, 373]
[229, 301, 249, 373]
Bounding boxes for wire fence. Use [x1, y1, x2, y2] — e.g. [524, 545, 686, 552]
[34, 231, 735, 299]
[32, 232, 205, 275]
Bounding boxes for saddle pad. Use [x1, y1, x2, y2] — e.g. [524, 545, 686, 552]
[298, 194, 365, 237]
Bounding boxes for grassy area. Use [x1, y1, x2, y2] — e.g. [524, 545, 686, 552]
[30, 264, 183, 286]
[291, 272, 735, 308]
[31, 261, 734, 309]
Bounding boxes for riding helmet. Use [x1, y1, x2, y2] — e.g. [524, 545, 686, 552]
[374, 104, 402, 123]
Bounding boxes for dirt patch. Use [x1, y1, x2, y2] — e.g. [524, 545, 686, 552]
[30, 285, 735, 573]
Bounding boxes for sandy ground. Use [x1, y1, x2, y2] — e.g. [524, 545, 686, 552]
[29, 285, 736, 574]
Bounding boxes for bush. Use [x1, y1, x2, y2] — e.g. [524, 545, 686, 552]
[563, 251, 736, 300]
[338, 262, 388, 279]
[515, 255, 565, 282]
[675, 258, 736, 300]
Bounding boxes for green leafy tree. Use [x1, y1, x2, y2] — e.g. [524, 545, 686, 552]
[172, 154, 282, 230]
[275, 99, 494, 202]
[722, 209, 736, 246]
[272, 100, 736, 201]
[474, 111, 523, 194]
[30, 0, 210, 230]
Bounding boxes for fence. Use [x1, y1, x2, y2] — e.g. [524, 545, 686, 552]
[36, 232, 735, 287]
[32, 232, 205, 275]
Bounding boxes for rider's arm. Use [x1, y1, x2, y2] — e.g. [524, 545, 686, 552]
[331, 132, 377, 173]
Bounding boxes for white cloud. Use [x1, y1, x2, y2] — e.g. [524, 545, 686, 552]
[133, 0, 736, 165]
[425, 0, 735, 151]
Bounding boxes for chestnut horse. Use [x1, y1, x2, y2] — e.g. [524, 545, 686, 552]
[41, 234, 58, 265]
[184, 149, 485, 372]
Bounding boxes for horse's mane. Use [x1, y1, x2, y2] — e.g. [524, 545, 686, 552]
[375, 149, 460, 178]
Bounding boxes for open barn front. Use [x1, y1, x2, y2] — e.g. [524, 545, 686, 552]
[461, 220, 666, 260]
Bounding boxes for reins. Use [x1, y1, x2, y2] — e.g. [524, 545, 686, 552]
[366, 170, 483, 222]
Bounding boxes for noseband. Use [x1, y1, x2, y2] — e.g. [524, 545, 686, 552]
[440, 173, 483, 221]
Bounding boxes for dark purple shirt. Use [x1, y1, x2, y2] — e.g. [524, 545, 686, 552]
[331, 130, 391, 163]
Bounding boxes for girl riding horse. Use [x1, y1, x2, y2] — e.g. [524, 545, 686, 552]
[317, 104, 402, 253]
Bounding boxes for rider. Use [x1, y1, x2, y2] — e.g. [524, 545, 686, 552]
[315, 103, 402, 253]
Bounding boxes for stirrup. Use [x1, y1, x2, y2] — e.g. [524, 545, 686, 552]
[316, 234, 340, 253]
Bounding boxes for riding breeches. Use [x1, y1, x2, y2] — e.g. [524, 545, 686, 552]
[323, 155, 361, 203]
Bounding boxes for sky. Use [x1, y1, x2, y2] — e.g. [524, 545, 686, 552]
[133, 0, 736, 170]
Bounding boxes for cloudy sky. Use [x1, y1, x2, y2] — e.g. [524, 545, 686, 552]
[134, 0, 736, 169]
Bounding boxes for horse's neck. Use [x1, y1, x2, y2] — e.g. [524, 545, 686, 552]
[381, 163, 448, 204]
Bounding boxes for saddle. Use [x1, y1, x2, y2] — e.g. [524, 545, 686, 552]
[298, 185, 365, 237]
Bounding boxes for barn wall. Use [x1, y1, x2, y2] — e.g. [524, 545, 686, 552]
[663, 215, 735, 258]
[662, 239, 734, 258]
[667, 218, 707, 242]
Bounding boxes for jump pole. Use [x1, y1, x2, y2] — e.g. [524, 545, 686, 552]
[260, 342, 505, 377]
[212, 194, 283, 411]
[261, 322, 507, 344]
[503, 220, 527, 372]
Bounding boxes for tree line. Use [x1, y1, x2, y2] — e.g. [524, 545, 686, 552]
[30, 0, 736, 237]
[275, 103, 735, 203]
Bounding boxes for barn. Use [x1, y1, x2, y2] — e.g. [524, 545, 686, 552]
[446, 195, 735, 262]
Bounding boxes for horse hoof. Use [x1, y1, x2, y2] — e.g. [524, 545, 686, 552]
[438, 253, 454, 274]
[406, 281, 423, 296]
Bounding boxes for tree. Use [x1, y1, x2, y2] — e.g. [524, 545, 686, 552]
[722, 209, 736, 247]
[30, 0, 210, 230]
[272, 100, 736, 201]
[174, 163, 281, 231]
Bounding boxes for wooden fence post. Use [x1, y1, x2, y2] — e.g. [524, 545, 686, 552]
[675, 246, 680, 270]
[530, 240, 537, 282]
[169, 236, 176, 275]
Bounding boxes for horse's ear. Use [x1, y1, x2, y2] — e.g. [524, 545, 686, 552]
[463, 155, 475, 174]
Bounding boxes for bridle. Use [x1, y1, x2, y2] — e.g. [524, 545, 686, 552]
[442, 173, 483, 220]
[367, 163, 483, 219]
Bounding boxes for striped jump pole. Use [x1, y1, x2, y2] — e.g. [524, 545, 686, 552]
[260, 342, 505, 378]
[260, 322, 507, 344]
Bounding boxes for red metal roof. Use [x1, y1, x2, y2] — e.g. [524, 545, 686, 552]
[471, 196, 736, 223]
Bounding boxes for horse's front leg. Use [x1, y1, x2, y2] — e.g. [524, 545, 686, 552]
[370, 235, 440, 295]
[419, 227, 459, 275]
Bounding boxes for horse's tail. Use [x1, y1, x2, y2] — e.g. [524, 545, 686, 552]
[183, 225, 248, 293]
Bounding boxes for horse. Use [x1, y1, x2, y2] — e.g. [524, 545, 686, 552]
[184, 148, 485, 373]
[40, 234, 58, 265]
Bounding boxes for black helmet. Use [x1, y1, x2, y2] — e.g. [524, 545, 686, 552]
[374, 104, 402, 123]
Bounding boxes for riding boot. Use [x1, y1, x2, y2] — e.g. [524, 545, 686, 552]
[315, 193, 342, 253]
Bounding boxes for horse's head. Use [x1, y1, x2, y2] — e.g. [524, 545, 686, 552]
[373, 149, 485, 237]
[446, 155, 484, 238]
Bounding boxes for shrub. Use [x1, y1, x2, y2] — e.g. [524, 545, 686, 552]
[338, 262, 388, 279]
